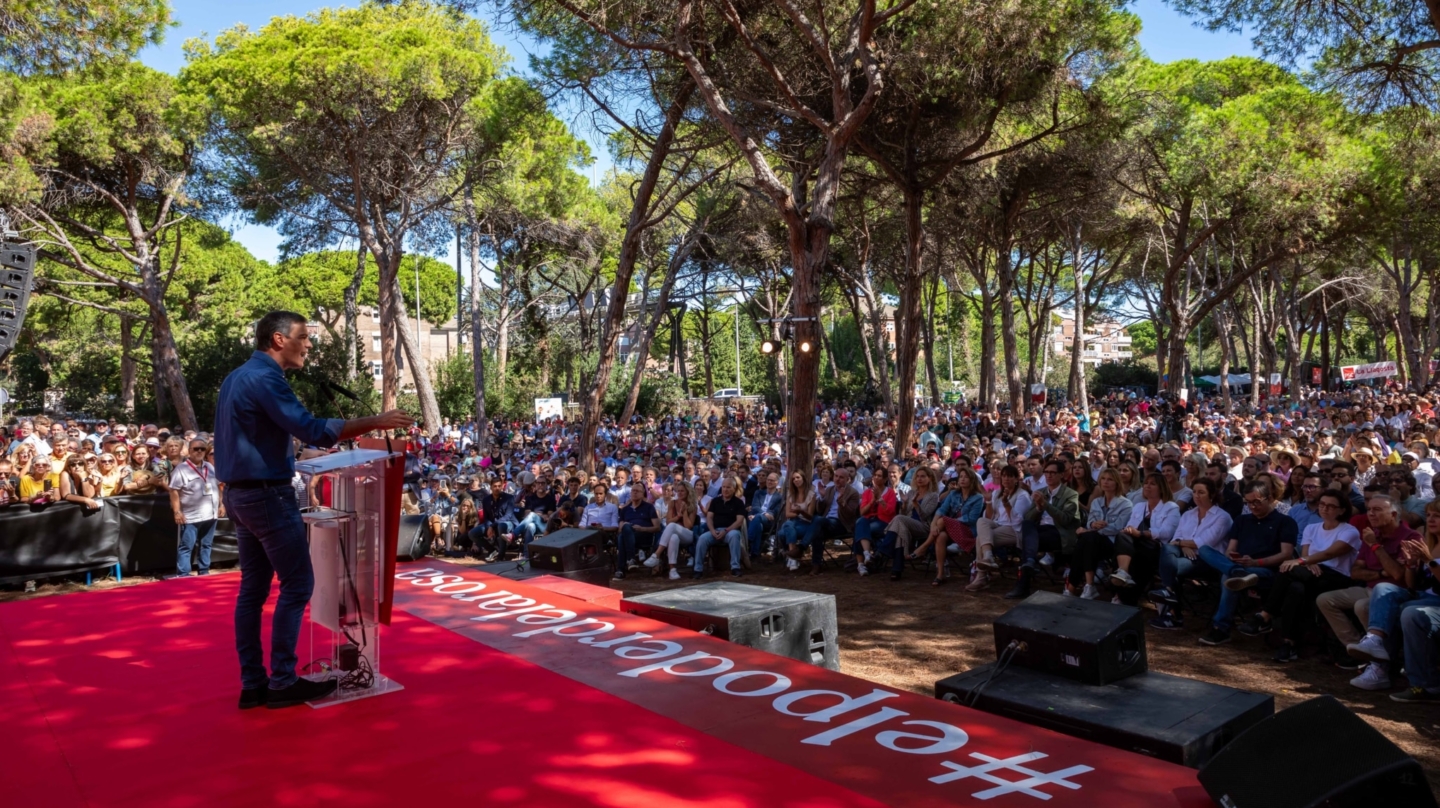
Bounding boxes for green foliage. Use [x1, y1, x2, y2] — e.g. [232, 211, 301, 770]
[1126, 321, 1157, 357]
[0, 0, 171, 75]
[275, 250, 459, 326]
[430, 349, 476, 421]
[1092, 360, 1158, 394]
[604, 369, 685, 418]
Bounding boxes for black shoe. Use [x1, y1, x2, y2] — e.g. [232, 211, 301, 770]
[1149, 612, 1184, 630]
[266, 676, 339, 709]
[238, 687, 268, 710]
[1198, 627, 1231, 646]
[1004, 568, 1033, 600]
[1237, 615, 1272, 637]
[1147, 587, 1179, 607]
[1273, 644, 1298, 663]
[730, 568, 742, 577]
[690, 570, 703, 580]
[1391, 686, 1440, 704]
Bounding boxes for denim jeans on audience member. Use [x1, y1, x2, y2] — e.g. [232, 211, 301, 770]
[177, 518, 217, 575]
[779, 517, 814, 550]
[854, 517, 885, 546]
[1157, 542, 1200, 591]
[1399, 598, 1440, 691]
[694, 528, 744, 572]
[747, 515, 768, 557]
[227, 485, 311, 691]
[617, 523, 653, 566]
[1196, 544, 1275, 631]
[516, 511, 547, 552]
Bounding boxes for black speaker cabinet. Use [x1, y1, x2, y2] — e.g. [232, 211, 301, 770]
[935, 664, 1273, 768]
[482, 559, 612, 587]
[622, 582, 839, 670]
[529, 528, 608, 575]
[1198, 695, 1437, 808]
[397, 514, 431, 561]
[993, 590, 1146, 685]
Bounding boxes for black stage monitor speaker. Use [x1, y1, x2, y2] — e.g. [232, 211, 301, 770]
[993, 590, 1146, 685]
[1198, 695, 1437, 808]
[529, 528, 608, 575]
[481, 558, 611, 587]
[935, 664, 1273, 768]
[397, 514, 431, 561]
[623, 582, 839, 670]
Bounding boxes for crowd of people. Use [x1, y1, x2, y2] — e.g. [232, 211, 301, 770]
[3, 414, 220, 577]
[10, 382, 1440, 706]
[390, 388, 1440, 708]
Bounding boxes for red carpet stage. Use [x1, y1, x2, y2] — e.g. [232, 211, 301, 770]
[0, 561, 1214, 807]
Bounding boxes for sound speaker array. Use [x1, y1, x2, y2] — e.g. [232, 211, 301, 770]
[397, 514, 431, 562]
[992, 589, 1146, 685]
[0, 242, 35, 354]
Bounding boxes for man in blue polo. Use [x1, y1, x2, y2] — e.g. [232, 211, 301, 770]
[216, 311, 411, 710]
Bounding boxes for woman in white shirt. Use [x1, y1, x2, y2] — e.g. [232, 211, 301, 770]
[644, 481, 698, 581]
[1149, 478, 1233, 629]
[1110, 472, 1180, 590]
[1238, 489, 1362, 662]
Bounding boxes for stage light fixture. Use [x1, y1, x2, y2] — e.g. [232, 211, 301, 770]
[798, 339, 813, 353]
[761, 339, 778, 354]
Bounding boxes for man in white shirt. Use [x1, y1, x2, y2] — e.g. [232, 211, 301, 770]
[169, 440, 219, 578]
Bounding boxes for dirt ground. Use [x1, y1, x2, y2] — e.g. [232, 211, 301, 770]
[7, 553, 1439, 794]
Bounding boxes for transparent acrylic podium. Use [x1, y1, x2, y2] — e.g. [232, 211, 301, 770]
[297, 448, 403, 708]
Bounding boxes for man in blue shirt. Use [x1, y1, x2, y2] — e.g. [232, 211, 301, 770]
[1287, 471, 1324, 535]
[217, 311, 411, 711]
[614, 482, 660, 580]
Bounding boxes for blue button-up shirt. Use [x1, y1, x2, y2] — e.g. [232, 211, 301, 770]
[214, 351, 343, 483]
[1287, 501, 1323, 536]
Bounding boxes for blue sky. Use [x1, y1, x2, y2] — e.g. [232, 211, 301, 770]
[143, 0, 1255, 264]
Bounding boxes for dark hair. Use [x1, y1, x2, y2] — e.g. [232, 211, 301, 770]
[255, 311, 308, 351]
[1161, 459, 1182, 473]
[1318, 489, 1353, 520]
[1190, 478, 1218, 503]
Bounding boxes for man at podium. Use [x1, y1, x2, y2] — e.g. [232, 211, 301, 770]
[215, 311, 412, 710]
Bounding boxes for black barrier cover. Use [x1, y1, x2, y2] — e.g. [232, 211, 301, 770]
[0, 495, 237, 585]
[0, 499, 118, 584]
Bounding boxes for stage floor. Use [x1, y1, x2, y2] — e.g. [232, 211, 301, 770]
[0, 561, 1214, 808]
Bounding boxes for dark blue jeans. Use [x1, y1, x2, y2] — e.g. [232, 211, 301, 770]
[227, 486, 312, 691]
[617, 523, 655, 565]
[177, 518, 217, 575]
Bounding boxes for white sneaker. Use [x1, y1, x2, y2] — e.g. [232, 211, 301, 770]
[1080, 584, 1100, 600]
[1347, 633, 1390, 663]
[1062, 587, 1077, 597]
[1109, 568, 1135, 588]
[863, 550, 874, 564]
[668, 568, 681, 580]
[858, 563, 869, 576]
[643, 554, 660, 569]
[786, 557, 800, 571]
[1039, 553, 1055, 567]
[1350, 662, 1391, 691]
[946, 543, 961, 554]
[1111, 595, 1122, 604]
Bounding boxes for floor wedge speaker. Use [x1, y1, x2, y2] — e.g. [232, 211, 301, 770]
[1197, 695, 1436, 808]
[993, 590, 1147, 685]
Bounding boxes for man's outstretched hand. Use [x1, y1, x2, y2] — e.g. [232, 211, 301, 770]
[374, 409, 414, 431]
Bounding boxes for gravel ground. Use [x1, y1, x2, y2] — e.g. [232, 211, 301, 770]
[7, 553, 1438, 794]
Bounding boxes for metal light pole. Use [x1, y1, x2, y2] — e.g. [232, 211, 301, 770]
[734, 295, 742, 394]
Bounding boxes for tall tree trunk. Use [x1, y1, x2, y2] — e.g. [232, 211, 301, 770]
[390, 273, 441, 432]
[576, 83, 693, 472]
[344, 245, 364, 381]
[844, 289, 878, 387]
[1249, 303, 1261, 407]
[120, 315, 137, 416]
[825, 309, 840, 381]
[621, 253, 686, 425]
[892, 190, 926, 449]
[1319, 298, 1332, 391]
[1217, 306, 1233, 414]
[462, 199, 488, 452]
[996, 248, 1025, 414]
[923, 273, 941, 407]
[979, 291, 996, 410]
[145, 299, 197, 431]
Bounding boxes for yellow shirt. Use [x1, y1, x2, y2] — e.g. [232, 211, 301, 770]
[19, 473, 61, 500]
